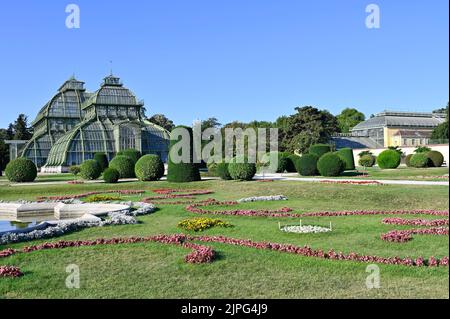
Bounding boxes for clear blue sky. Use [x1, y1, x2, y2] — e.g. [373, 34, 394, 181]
[0, 0, 448, 128]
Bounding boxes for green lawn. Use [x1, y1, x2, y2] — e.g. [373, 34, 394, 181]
[286, 166, 449, 181]
[0, 180, 448, 298]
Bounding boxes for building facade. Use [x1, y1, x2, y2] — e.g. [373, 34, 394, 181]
[21, 75, 169, 172]
[350, 111, 446, 148]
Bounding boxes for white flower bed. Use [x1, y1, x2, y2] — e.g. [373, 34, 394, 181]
[238, 195, 288, 203]
[280, 225, 332, 234]
[0, 201, 156, 245]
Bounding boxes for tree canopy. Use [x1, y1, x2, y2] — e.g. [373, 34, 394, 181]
[147, 114, 175, 132]
[280, 106, 339, 153]
[336, 108, 365, 133]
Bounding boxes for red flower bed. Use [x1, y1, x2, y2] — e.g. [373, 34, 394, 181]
[319, 180, 381, 185]
[185, 200, 449, 219]
[0, 266, 23, 278]
[382, 218, 449, 227]
[186, 235, 448, 268]
[0, 235, 215, 278]
[37, 189, 146, 201]
[144, 189, 214, 201]
[381, 227, 449, 243]
[67, 180, 84, 184]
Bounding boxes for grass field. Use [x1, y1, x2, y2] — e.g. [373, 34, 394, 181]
[0, 179, 448, 298]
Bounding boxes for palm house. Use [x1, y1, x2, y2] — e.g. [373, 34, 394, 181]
[22, 75, 169, 172]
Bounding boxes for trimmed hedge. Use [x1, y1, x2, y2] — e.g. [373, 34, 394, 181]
[317, 152, 344, 177]
[79, 160, 102, 180]
[295, 154, 319, 176]
[409, 153, 430, 168]
[359, 155, 375, 167]
[427, 150, 444, 167]
[135, 154, 165, 181]
[103, 168, 120, 183]
[309, 144, 331, 158]
[5, 158, 37, 183]
[261, 152, 297, 173]
[167, 126, 201, 183]
[376, 149, 401, 169]
[216, 162, 232, 180]
[94, 153, 109, 172]
[109, 155, 135, 178]
[117, 149, 141, 165]
[405, 154, 413, 167]
[336, 148, 355, 170]
[69, 165, 81, 176]
[228, 157, 256, 181]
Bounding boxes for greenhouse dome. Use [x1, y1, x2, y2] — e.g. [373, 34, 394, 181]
[22, 74, 170, 173]
[22, 76, 90, 167]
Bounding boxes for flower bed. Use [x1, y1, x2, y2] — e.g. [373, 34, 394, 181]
[381, 227, 449, 243]
[2, 233, 448, 278]
[382, 218, 449, 227]
[0, 266, 23, 278]
[36, 190, 145, 201]
[186, 235, 448, 268]
[67, 180, 84, 184]
[237, 195, 288, 203]
[319, 180, 381, 185]
[280, 224, 331, 234]
[143, 189, 214, 201]
[0, 234, 215, 277]
[178, 217, 232, 232]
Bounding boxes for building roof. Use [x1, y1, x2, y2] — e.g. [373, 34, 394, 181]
[81, 75, 142, 109]
[352, 111, 446, 131]
[31, 76, 88, 126]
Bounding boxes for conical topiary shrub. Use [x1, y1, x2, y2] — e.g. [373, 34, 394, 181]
[336, 148, 355, 170]
[167, 126, 201, 183]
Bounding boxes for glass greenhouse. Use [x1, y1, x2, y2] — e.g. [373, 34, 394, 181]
[23, 75, 169, 172]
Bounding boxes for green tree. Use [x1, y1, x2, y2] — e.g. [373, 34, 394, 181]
[13, 114, 32, 140]
[147, 114, 175, 132]
[281, 106, 339, 154]
[431, 102, 449, 140]
[336, 108, 365, 133]
[0, 129, 9, 171]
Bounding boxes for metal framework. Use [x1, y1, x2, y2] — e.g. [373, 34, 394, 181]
[23, 75, 169, 169]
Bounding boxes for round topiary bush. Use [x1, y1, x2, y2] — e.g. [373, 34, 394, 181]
[167, 126, 201, 183]
[5, 157, 37, 182]
[405, 154, 413, 167]
[288, 154, 301, 172]
[317, 152, 344, 177]
[295, 154, 319, 176]
[261, 152, 296, 173]
[228, 157, 257, 181]
[309, 144, 331, 158]
[94, 152, 109, 172]
[427, 150, 444, 167]
[117, 148, 141, 165]
[376, 149, 401, 169]
[103, 168, 120, 183]
[409, 153, 430, 168]
[135, 154, 165, 181]
[359, 155, 375, 168]
[216, 162, 232, 180]
[109, 155, 135, 178]
[69, 165, 81, 176]
[336, 148, 355, 170]
[79, 159, 102, 180]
